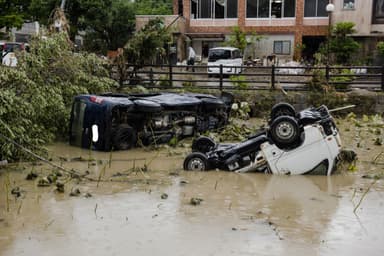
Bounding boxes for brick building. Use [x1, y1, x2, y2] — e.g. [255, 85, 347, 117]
[172, 0, 332, 62]
[136, 1, 384, 65]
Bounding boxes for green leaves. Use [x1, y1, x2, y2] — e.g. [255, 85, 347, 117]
[0, 33, 116, 161]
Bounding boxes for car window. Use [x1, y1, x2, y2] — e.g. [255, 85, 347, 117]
[208, 49, 231, 62]
[2, 43, 23, 52]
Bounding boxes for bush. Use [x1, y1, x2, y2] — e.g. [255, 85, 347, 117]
[230, 75, 248, 90]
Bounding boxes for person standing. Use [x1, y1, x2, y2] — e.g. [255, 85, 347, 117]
[187, 46, 196, 72]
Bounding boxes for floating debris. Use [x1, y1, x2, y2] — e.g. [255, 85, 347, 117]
[37, 177, 51, 187]
[11, 187, 22, 197]
[190, 197, 203, 205]
[69, 188, 81, 197]
[84, 192, 93, 198]
[55, 182, 65, 193]
[161, 193, 168, 199]
[339, 149, 358, 162]
[26, 171, 38, 180]
[180, 180, 189, 185]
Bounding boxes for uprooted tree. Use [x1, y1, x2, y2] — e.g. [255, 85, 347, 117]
[0, 33, 116, 161]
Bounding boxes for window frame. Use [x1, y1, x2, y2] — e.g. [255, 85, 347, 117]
[304, 0, 328, 18]
[372, 0, 384, 24]
[343, 0, 355, 10]
[246, 0, 296, 19]
[273, 40, 291, 55]
[190, 0, 238, 19]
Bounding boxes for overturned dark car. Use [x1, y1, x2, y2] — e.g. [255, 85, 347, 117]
[69, 92, 233, 151]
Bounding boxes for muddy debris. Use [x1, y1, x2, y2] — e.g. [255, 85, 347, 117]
[84, 192, 92, 198]
[55, 181, 65, 193]
[374, 137, 383, 146]
[11, 187, 23, 197]
[180, 180, 189, 185]
[190, 197, 203, 205]
[26, 171, 38, 180]
[161, 193, 168, 199]
[37, 177, 52, 187]
[362, 173, 384, 180]
[69, 188, 81, 197]
[339, 149, 358, 162]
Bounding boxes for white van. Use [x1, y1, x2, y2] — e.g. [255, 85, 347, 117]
[207, 47, 243, 75]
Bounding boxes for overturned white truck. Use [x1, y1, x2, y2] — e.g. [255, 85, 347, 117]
[184, 103, 349, 176]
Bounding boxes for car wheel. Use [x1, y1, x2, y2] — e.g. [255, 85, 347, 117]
[269, 116, 300, 149]
[113, 124, 137, 150]
[192, 136, 216, 153]
[270, 102, 296, 120]
[183, 152, 210, 171]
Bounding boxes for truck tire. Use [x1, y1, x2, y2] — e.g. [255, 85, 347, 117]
[269, 116, 300, 149]
[192, 136, 216, 153]
[270, 102, 296, 121]
[183, 152, 210, 171]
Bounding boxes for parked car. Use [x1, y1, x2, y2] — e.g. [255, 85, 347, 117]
[69, 92, 234, 151]
[207, 47, 243, 76]
[0, 42, 28, 66]
[183, 103, 343, 175]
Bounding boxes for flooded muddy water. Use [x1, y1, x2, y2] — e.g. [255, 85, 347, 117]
[1, 117, 384, 256]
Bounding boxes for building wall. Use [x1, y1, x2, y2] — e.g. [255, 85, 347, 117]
[174, 0, 330, 61]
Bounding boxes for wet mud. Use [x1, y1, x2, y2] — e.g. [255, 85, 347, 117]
[1, 117, 384, 256]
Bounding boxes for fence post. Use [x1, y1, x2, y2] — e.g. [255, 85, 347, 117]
[326, 64, 330, 85]
[169, 62, 173, 87]
[149, 68, 154, 86]
[219, 64, 223, 92]
[381, 65, 384, 91]
[271, 64, 275, 89]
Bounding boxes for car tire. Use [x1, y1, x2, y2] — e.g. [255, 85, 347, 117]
[269, 116, 300, 149]
[270, 102, 296, 121]
[112, 124, 137, 150]
[192, 136, 216, 153]
[183, 152, 210, 171]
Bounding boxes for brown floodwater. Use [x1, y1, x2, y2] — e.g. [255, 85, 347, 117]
[0, 117, 383, 256]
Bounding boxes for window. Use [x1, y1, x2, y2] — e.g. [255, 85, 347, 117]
[246, 0, 296, 18]
[372, 0, 384, 24]
[304, 0, 328, 17]
[273, 41, 291, 55]
[191, 0, 238, 19]
[343, 0, 355, 9]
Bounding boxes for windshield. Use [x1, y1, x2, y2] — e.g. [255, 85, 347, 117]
[208, 49, 231, 62]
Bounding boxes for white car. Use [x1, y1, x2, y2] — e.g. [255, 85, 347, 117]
[207, 47, 243, 75]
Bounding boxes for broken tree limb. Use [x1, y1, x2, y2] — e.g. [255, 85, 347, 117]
[0, 132, 95, 181]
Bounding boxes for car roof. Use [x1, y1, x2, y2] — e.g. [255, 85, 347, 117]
[209, 47, 239, 51]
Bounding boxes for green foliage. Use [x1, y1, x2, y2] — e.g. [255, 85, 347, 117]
[377, 41, 384, 56]
[0, 0, 30, 31]
[135, 0, 173, 15]
[225, 26, 247, 53]
[230, 75, 248, 90]
[124, 17, 171, 67]
[80, 0, 136, 53]
[329, 22, 360, 65]
[330, 68, 355, 90]
[0, 33, 116, 161]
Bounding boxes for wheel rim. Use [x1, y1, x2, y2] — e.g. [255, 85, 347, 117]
[275, 121, 295, 140]
[188, 158, 205, 171]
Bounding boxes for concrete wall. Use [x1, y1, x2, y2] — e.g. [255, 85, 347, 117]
[332, 0, 384, 36]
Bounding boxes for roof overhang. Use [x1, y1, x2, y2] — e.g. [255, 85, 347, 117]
[186, 33, 225, 41]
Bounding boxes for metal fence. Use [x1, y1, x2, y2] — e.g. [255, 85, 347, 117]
[112, 64, 384, 92]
